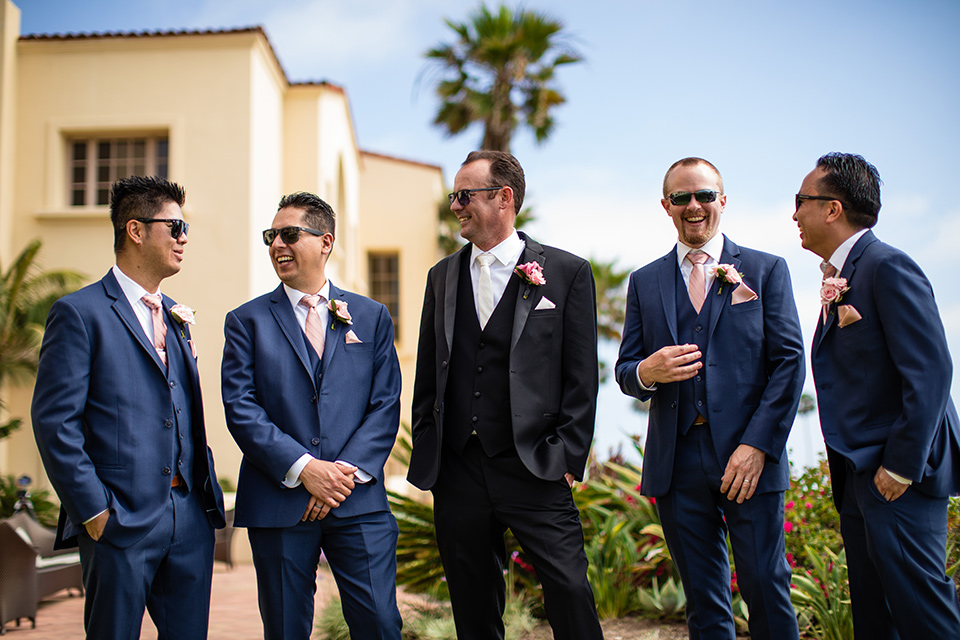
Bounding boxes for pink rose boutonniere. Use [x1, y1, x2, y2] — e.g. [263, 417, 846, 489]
[514, 261, 546, 299]
[328, 299, 353, 329]
[820, 277, 849, 306]
[713, 264, 759, 304]
[170, 304, 196, 338]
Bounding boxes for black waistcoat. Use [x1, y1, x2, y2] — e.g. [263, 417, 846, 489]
[444, 255, 520, 456]
[676, 262, 715, 435]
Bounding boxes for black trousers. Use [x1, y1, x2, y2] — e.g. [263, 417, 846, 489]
[432, 438, 603, 640]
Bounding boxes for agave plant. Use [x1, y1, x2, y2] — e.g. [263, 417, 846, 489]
[789, 546, 853, 640]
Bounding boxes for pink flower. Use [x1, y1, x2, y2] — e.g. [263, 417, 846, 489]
[327, 299, 353, 327]
[820, 277, 849, 305]
[805, 502, 812, 509]
[514, 261, 546, 286]
[714, 264, 743, 285]
[785, 500, 795, 510]
[784, 521, 794, 533]
[170, 304, 196, 325]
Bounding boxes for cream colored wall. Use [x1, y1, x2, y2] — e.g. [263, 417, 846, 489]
[358, 152, 443, 490]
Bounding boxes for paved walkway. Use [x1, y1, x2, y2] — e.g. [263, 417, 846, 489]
[3, 562, 338, 639]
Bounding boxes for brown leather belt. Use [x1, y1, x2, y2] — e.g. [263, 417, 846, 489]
[692, 415, 708, 426]
[171, 474, 182, 488]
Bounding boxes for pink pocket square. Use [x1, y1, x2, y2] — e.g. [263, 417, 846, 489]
[188, 339, 198, 359]
[837, 304, 862, 328]
[344, 330, 362, 344]
[730, 283, 758, 305]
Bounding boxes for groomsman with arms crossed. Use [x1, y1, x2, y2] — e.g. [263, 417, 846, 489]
[616, 157, 804, 640]
[794, 152, 960, 639]
[408, 150, 604, 640]
[221, 192, 403, 640]
[32, 176, 225, 639]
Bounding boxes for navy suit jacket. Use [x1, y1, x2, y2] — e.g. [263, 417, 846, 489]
[616, 236, 805, 497]
[31, 271, 225, 549]
[407, 232, 599, 490]
[221, 282, 401, 528]
[812, 230, 960, 499]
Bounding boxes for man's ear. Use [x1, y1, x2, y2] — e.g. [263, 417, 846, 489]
[500, 186, 515, 213]
[825, 201, 845, 224]
[126, 219, 145, 247]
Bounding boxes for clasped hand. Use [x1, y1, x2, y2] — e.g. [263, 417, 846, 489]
[300, 459, 357, 521]
[638, 344, 702, 387]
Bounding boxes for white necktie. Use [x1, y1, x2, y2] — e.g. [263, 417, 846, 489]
[476, 253, 497, 328]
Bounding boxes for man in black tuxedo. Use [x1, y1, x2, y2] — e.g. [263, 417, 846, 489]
[408, 150, 603, 640]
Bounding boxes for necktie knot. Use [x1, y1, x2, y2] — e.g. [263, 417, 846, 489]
[299, 294, 325, 310]
[142, 293, 162, 310]
[820, 261, 838, 279]
[686, 251, 709, 266]
[476, 253, 497, 268]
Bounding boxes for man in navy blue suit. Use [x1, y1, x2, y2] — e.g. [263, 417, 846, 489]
[795, 152, 960, 639]
[616, 158, 804, 639]
[221, 192, 402, 640]
[32, 176, 225, 639]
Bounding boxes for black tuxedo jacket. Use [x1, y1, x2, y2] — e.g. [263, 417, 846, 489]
[407, 232, 599, 490]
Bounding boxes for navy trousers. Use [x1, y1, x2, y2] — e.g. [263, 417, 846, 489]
[657, 424, 799, 640]
[248, 510, 402, 640]
[77, 485, 215, 640]
[839, 464, 960, 640]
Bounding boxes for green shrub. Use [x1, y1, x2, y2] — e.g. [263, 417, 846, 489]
[0, 474, 59, 527]
[783, 458, 844, 573]
[790, 546, 853, 640]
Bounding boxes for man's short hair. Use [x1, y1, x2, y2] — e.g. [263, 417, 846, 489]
[815, 153, 882, 230]
[277, 192, 336, 238]
[662, 157, 724, 197]
[110, 176, 186, 254]
[463, 150, 525, 215]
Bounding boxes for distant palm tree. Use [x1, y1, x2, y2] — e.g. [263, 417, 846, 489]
[0, 240, 84, 439]
[424, 3, 582, 152]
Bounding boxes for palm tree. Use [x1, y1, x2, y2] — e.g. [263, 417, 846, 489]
[0, 240, 84, 439]
[424, 3, 582, 152]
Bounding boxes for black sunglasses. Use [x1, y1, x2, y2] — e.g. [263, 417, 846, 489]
[262, 226, 325, 246]
[795, 194, 847, 211]
[136, 218, 189, 238]
[447, 186, 504, 207]
[667, 190, 720, 206]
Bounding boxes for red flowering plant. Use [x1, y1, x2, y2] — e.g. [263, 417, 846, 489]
[783, 457, 844, 573]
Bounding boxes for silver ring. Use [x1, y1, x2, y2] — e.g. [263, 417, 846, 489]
[312, 504, 320, 510]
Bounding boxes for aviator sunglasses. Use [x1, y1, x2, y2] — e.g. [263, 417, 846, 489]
[262, 226, 325, 246]
[447, 186, 504, 207]
[667, 190, 720, 206]
[136, 218, 189, 238]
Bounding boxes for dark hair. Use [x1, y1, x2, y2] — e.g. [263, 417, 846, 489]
[662, 157, 724, 197]
[110, 176, 186, 253]
[814, 153, 882, 229]
[277, 192, 336, 238]
[463, 150, 525, 215]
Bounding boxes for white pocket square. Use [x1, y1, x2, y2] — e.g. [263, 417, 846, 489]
[344, 330, 362, 344]
[534, 297, 556, 310]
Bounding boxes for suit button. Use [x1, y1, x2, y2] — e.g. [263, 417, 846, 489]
[162, 467, 171, 475]
[311, 438, 320, 446]
[164, 419, 173, 428]
[178, 459, 183, 467]
[671, 401, 677, 408]
[472, 416, 478, 423]
[442, 361, 448, 368]
[311, 396, 317, 403]
[695, 326, 702, 332]
[697, 400, 703, 407]
[476, 366, 483, 373]
[176, 407, 182, 414]
[169, 381, 177, 388]
[474, 391, 481, 398]
[695, 375, 702, 382]
[479, 342, 485, 349]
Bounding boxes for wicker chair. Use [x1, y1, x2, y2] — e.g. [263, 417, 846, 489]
[0, 512, 83, 635]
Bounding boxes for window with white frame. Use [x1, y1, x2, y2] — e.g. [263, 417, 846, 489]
[368, 252, 400, 340]
[69, 136, 169, 206]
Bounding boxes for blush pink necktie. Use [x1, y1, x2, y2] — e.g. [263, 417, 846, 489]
[686, 251, 709, 313]
[141, 294, 167, 367]
[299, 295, 326, 358]
[821, 262, 837, 324]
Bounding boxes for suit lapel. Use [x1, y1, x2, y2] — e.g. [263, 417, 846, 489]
[511, 233, 545, 352]
[268, 285, 315, 384]
[443, 246, 468, 357]
[658, 251, 679, 343]
[162, 295, 197, 382]
[104, 271, 166, 372]
[321, 283, 346, 374]
[706, 236, 740, 339]
[815, 230, 875, 354]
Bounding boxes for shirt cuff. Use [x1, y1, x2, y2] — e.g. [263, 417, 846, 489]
[637, 363, 657, 392]
[336, 460, 372, 484]
[83, 509, 108, 525]
[283, 453, 313, 488]
[884, 469, 912, 485]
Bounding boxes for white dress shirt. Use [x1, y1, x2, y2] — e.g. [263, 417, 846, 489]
[112, 264, 162, 344]
[470, 230, 526, 315]
[280, 281, 371, 487]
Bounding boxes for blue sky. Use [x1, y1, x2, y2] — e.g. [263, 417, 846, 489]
[19, 0, 960, 468]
